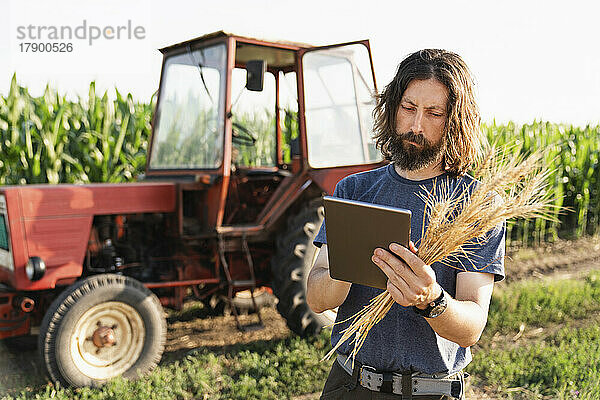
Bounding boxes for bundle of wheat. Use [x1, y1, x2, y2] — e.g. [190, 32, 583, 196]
[323, 145, 562, 366]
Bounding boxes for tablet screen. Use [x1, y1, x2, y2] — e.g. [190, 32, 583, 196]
[323, 196, 411, 290]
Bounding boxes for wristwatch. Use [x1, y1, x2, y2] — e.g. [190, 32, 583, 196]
[412, 287, 448, 318]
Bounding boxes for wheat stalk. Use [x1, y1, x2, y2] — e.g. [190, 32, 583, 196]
[324, 144, 562, 367]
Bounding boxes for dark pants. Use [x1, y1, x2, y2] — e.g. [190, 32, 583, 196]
[320, 359, 463, 400]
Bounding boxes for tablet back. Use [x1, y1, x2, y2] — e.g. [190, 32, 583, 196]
[323, 196, 411, 290]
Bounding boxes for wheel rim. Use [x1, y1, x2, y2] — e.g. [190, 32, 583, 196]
[70, 301, 145, 380]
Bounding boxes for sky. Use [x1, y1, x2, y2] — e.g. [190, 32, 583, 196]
[1, 0, 599, 126]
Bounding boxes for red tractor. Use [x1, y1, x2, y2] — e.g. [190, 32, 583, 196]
[0, 31, 383, 386]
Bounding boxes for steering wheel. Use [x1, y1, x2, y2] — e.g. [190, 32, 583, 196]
[232, 121, 257, 146]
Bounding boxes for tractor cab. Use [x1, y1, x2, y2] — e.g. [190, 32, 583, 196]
[0, 33, 387, 387]
[145, 31, 383, 235]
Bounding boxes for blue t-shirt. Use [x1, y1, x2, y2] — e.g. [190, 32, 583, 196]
[313, 163, 505, 375]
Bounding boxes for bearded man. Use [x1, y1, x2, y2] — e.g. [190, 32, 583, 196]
[306, 49, 505, 400]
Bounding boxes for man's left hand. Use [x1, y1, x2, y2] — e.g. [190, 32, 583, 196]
[371, 242, 441, 309]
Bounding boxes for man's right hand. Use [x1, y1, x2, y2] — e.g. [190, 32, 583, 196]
[306, 244, 352, 313]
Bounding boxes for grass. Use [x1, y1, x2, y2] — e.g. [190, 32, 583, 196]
[5, 269, 600, 399]
[486, 271, 600, 334]
[2, 332, 333, 400]
[471, 269, 600, 399]
[470, 324, 600, 399]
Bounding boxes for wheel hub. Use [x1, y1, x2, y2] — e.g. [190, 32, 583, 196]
[92, 325, 116, 348]
[70, 301, 145, 380]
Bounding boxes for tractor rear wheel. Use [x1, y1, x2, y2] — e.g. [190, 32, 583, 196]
[271, 198, 336, 336]
[39, 274, 166, 387]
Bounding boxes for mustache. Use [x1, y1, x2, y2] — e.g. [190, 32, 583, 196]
[398, 131, 426, 146]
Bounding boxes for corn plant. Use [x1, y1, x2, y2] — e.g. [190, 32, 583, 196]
[281, 109, 299, 164]
[0, 74, 152, 184]
[483, 121, 600, 246]
[232, 109, 277, 167]
[1, 76, 599, 245]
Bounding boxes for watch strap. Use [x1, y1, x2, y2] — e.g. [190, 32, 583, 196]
[412, 287, 448, 318]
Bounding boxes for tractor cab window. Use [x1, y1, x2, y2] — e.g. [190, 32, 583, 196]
[279, 71, 299, 165]
[150, 43, 226, 169]
[302, 44, 382, 168]
[230, 68, 277, 168]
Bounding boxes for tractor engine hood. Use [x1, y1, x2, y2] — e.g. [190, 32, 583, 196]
[0, 182, 176, 290]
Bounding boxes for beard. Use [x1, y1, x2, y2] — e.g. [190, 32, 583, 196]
[387, 130, 445, 171]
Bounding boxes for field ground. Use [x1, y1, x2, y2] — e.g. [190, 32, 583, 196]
[0, 236, 599, 399]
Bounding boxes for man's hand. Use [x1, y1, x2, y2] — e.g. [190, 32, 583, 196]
[371, 242, 441, 309]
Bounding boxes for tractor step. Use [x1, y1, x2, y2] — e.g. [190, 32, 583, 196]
[230, 280, 255, 287]
[218, 232, 265, 333]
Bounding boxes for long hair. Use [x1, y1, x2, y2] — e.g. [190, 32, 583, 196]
[373, 49, 484, 176]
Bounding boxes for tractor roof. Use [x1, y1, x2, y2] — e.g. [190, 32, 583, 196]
[158, 31, 315, 54]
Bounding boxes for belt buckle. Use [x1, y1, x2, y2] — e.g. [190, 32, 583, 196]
[359, 364, 464, 398]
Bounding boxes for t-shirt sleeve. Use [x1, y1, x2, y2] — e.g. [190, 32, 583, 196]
[454, 220, 506, 282]
[312, 179, 347, 248]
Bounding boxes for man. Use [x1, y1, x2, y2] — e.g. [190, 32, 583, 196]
[306, 49, 505, 400]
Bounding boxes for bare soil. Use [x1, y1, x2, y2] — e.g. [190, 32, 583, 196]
[0, 236, 598, 398]
[163, 306, 291, 362]
[503, 236, 600, 282]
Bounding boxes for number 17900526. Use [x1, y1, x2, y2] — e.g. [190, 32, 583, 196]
[19, 42, 73, 52]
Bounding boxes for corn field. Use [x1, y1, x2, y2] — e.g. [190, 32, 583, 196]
[0, 74, 151, 184]
[0, 75, 598, 246]
[484, 121, 600, 246]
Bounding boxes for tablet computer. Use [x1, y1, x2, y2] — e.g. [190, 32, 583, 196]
[323, 196, 411, 290]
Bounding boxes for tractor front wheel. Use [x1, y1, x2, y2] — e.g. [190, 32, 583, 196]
[39, 274, 166, 387]
[271, 199, 336, 336]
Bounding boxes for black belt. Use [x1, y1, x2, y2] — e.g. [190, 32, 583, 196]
[336, 353, 464, 399]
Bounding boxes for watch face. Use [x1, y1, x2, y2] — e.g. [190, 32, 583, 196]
[426, 290, 448, 318]
[429, 304, 446, 318]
